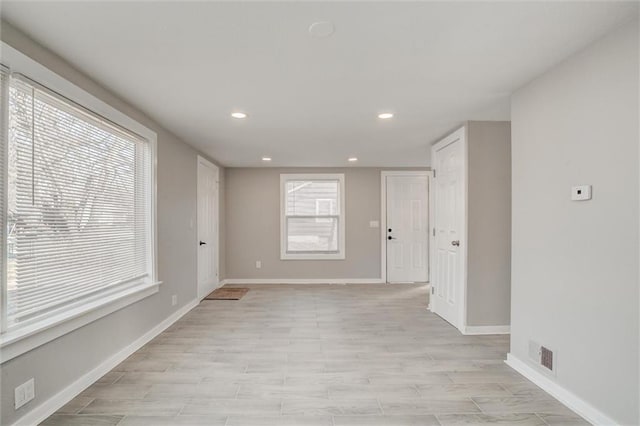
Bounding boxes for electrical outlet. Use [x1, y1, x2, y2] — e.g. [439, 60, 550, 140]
[256, 260, 262, 269]
[14, 378, 35, 409]
[571, 185, 592, 201]
[171, 295, 177, 306]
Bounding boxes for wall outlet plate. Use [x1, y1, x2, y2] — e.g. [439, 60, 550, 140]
[256, 261, 262, 269]
[15, 378, 35, 409]
[571, 185, 592, 201]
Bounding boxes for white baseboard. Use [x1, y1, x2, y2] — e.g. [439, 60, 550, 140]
[12, 299, 199, 426]
[221, 278, 386, 285]
[506, 353, 618, 426]
[462, 325, 511, 335]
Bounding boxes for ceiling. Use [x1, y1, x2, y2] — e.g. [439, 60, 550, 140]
[1, 1, 637, 167]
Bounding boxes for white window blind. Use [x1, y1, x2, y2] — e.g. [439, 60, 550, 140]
[281, 174, 345, 259]
[1, 66, 8, 332]
[4, 74, 152, 330]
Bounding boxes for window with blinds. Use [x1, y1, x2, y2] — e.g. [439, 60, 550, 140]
[1, 72, 154, 331]
[1, 66, 8, 332]
[280, 174, 345, 260]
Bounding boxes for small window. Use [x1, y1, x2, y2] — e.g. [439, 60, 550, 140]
[280, 174, 345, 260]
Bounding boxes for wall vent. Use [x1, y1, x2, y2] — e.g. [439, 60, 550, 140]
[541, 346, 554, 371]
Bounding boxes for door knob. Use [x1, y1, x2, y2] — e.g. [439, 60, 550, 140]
[199, 241, 207, 246]
[388, 236, 396, 240]
[451, 240, 460, 246]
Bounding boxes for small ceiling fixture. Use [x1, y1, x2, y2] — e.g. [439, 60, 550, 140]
[348, 157, 358, 162]
[231, 112, 247, 119]
[262, 156, 272, 162]
[378, 113, 394, 119]
[309, 21, 335, 38]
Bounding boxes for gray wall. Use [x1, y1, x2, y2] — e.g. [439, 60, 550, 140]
[510, 20, 638, 425]
[466, 121, 511, 327]
[225, 167, 426, 280]
[0, 22, 225, 425]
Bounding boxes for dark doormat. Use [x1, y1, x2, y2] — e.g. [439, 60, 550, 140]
[204, 287, 249, 300]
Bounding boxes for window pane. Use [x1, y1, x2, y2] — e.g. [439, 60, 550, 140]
[286, 180, 339, 216]
[287, 217, 338, 252]
[6, 78, 150, 327]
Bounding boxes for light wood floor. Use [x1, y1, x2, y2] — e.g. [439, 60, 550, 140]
[41, 284, 587, 426]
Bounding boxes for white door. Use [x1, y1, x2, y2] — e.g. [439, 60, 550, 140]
[430, 128, 466, 329]
[197, 156, 219, 299]
[386, 175, 429, 283]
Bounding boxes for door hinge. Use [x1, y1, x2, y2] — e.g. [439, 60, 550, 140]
[432, 169, 436, 178]
[432, 228, 435, 237]
[431, 286, 434, 294]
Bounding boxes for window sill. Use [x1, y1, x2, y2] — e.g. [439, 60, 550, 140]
[0, 281, 161, 363]
[281, 253, 346, 260]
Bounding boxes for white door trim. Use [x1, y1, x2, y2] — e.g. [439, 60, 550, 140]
[430, 126, 468, 332]
[427, 169, 435, 309]
[380, 170, 431, 284]
[196, 155, 220, 300]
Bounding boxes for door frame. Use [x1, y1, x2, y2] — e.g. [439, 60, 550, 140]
[429, 126, 468, 331]
[380, 170, 432, 284]
[196, 155, 220, 300]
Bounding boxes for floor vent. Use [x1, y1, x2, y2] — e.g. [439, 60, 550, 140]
[541, 346, 554, 371]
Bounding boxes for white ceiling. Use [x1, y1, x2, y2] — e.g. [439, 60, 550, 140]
[1, 1, 637, 167]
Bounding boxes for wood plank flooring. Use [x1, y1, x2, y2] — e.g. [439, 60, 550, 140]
[41, 284, 588, 425]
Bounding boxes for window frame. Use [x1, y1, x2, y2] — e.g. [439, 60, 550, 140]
[0, 42, 159, 363]
[280, 173, 346, 260]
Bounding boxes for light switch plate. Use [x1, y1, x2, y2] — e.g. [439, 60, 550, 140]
[256, 260, 262, 269]
[369, 220, 380, 228]
[571, 185, 592, 201]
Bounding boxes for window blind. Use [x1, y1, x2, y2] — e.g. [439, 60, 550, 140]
[284, 179, 340, 253]
[5, 74, 152, 329]
[1, 66, 8, 332]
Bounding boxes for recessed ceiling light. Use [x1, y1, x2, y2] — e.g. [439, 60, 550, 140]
[309, 21, 335, 38]
[231, 112, 247, 119]
[262, 156, 272, 162]
[348, 157, 358, 162]
[378, 113, 394, 119]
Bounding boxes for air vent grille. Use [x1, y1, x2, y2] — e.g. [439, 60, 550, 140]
[541, 346, 554, 371]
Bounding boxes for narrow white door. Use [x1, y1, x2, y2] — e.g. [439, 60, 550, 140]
[197, 156, 219, 299]
[431, 128, 466, 329]
[386, 175, 429, 283]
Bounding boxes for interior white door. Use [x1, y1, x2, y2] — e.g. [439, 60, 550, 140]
[386, 175, 429, 283]
[431, 129, 466, 329]
[197, 156, 219, 299]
